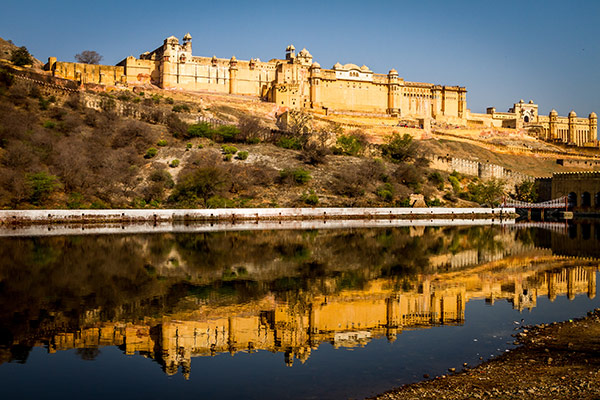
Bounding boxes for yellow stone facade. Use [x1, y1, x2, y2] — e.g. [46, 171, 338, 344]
[45, 33, 466, 120]
[469, 100, 598, 146]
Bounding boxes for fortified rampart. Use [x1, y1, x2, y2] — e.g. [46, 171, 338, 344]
[44, 33, 466, 121]
[428, 155, 532, 184]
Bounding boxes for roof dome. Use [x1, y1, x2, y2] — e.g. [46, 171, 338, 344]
[183, 32, 192, 41]
[360, 65, 371, 72]
[286, 44, 295, 51]
[550, 109, 558, 115]
[298, 48, 312, 57]
[165, 35, 179, 43]
[342, 63, 360, 70]
[333, 62, 343, 69]
[569, 110, 577, 117]
[389, 68, 398, 75]
[590, 112, 597, 118]
[311, 62, 321, 69]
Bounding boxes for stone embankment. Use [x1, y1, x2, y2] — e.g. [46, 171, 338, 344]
[0, 207, 515, 225]
[371, 308, 600, 400]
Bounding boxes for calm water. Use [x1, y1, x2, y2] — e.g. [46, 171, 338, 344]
[0, 221, 599, 399]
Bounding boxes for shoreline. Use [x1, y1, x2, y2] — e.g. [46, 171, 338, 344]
[0, 207, 516, 225]
[370, 308, 600, 400]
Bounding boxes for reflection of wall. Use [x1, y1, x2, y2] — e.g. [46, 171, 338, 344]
[37, 262, 598, 376]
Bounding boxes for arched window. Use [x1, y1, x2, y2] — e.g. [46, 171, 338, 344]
[582, 192, 591, 207]
[582, 224, 591, 240]
[568, 192, 578, 208]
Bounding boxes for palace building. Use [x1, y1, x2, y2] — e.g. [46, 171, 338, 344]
[45, 33, 467, 121]
[43, 33, 597, 145]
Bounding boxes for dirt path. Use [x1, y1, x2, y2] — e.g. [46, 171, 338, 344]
[370, 308, 600, 400]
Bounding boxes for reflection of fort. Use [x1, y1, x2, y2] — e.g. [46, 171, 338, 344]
[39, 261, 597, 377]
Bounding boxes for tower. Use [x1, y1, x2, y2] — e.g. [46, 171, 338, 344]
[285, 45, 296, 61]
[568, 110, 577, 144]
[309, 62, 321, 109]
[228, 56, 238, 94]
[549, 109, 558, 140]
[589, 112, 598, 142]
[387, 69, 400, 116]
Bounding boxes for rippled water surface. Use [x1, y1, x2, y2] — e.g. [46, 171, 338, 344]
[0, 221, 599, 399]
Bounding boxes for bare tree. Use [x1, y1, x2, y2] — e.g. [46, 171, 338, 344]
[75, 50, 103, 64]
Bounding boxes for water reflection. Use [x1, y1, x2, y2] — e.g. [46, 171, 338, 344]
[0, 224, 598, 381]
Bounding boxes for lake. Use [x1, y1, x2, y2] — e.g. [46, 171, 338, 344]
[0, 220, 598, 399]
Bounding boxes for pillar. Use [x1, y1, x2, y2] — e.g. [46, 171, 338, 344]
[590, 112, 598, 142]
[387, 69, 399, 116]
[568, 110, 577, 144]
[228, 56, 238, 94]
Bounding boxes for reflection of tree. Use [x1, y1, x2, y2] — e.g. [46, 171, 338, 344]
[0, 225, 523, 362]
[76, 347, 100, 361]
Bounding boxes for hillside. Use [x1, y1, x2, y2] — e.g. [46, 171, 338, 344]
[0, 37, 44, 68]
[0, 60, 597, 210]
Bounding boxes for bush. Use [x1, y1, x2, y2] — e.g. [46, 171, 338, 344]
[236, 151, 248, 160]
[514, 180, 538, 203]
[221, 145, 238, 155]
[167, 114, 188, 138]
[157, 139, 168, 146]
[215, 125, 240, 142]
[223, 154, 233, 162]
[334, 132, 367, 156]
[186, 143, 192, 149]
[165, 97, 174, 104]
[149, 169, 174, 188]
[448, 175, 461, 194]
[187, 122, 213, 139]
[428, 172, 444, 190]
[172, 104, 190, 113]
[144, 147, 158, 159]
[276, 136, 303, 150]
[171, 167, 229, 206]
[464, 179, 506, 206]
[280, 168, 311, 185]
[11, 46, 33, 66]
[376, 183, 394, 202]
[381, 133, 416, 163]
[426, 198, 442, 207]
[302, 190, 319, 205]
[43, 120, 55, 129]
[169, 159, 180, 168]
[26, 172, 60, 205]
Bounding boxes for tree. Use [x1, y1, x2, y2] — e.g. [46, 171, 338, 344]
[514, 180, 538, 203]
[75, 50, 103, 64]
[171, 167, 229, 206]
[381, 133, 417, 163]
[11, 46, 33, 66]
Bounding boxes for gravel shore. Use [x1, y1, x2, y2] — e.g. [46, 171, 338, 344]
[370, 308, 600, 400]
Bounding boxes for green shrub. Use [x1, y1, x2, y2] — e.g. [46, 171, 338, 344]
[172, 104, 190, 113]
[206, 195, 234, 208]
[151, 94, 161, 104]
[280, 168, 311, 185]
[221, 145, 238, 155]
[448, 175, 461, 194]
[215, 125, 240, 142]
[39, 97, 51, 110]
[186, 143, 192, 149]
[197, 144, 204, 149]
[169, 159, 180, 168]
[165, 97, 174, 104]
[277, 136, 303, 150]
[334, 133, 366, 156]
[396, 198, 412, 207]
[223, 154, 233, 162]
[302, 190, 319, 205]
[381, 133, 416, 163]
[428, 172, 444, 189]
[67, 192, 84, 209]
[11, 46, 33, 66]
[43, 120, 55, 129]
[236, 151, 248, 160]
[157, 139, 168, 146]
[426, 198, 442, 207]
[187, 122, 213, 139]
[26, 172, 60, 205]
[376, 183, 394, 202]
[144, 147, 158, 159]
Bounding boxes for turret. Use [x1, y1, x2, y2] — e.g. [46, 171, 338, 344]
[387, 69, 399, 116]
[228, 56, 238, 94]
[590, 112, 598, 142]
[549, 109, 558, 140]
[568, 110, 576, 144]
[285, 45, 296, 61]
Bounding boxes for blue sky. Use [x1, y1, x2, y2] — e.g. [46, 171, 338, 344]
[2, 0, 598, 116]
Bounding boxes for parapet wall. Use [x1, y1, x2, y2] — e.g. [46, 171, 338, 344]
[428, 155, 532, 184]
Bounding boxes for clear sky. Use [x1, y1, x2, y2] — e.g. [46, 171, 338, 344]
[1, 0, 598, 116]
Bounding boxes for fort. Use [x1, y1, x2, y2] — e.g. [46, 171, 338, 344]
[43, 33, 598, 147]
